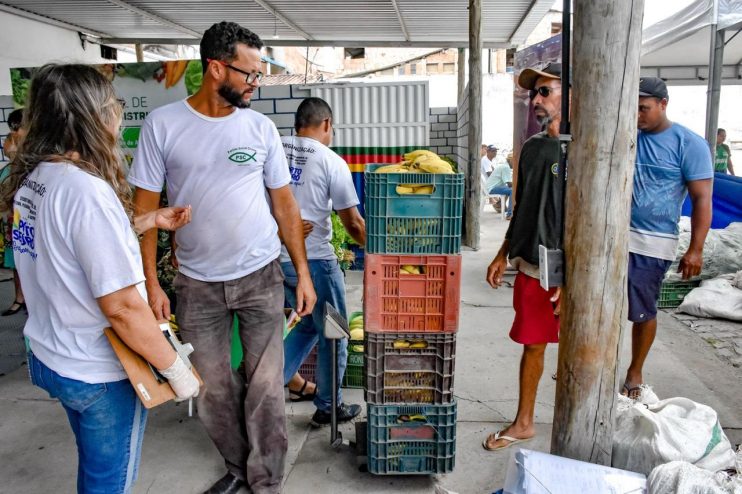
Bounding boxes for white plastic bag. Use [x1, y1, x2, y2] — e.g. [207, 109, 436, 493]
[612, 397, 736, 475]
[648, 461, 742, 494]
[677, 273, 742, 321]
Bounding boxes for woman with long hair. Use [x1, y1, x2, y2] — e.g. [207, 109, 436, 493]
[2, 63, 200, 493]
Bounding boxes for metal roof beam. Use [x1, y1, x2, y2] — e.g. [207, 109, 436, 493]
[389, 0, 411, 42]
[251, 0, 313, 40]
[0, 3, 108, 37]
[105, 0, 201, 38]
[508, 0, 550, 46]
[99, 37, 512, 49]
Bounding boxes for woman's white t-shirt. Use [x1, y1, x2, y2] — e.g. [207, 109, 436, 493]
[14, 162, 146, 383]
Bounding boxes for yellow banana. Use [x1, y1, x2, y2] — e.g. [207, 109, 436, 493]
[414, 185, 434, 194]
[419, 160, 454, 174]
[404, 150, 438, 162]
[396, 185, 415, 194]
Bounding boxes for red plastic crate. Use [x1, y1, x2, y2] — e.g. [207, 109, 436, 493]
[298, 345, 317, 383]
[364, 254, 461, 333]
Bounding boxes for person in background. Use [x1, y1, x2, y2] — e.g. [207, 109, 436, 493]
[622, 77, 713, 399]
[1, 63, 199, 493]
[715, 128, 735, 175]
[281, 97, 366, 426]
[129, 22, 316, 494]
[486, 151, 514, 219]
[480, 143, 488, 158]
[484, 63, 565, 451]
[1, 108, 26, 316]
[481, 144, 498, 177]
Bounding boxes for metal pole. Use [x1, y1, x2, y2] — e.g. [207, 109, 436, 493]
[705, 26, 724, 152]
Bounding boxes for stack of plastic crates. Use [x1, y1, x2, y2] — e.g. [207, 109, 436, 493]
[363, 163, 464, 475]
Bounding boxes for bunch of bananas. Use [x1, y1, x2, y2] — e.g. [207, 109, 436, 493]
[391, 338, 429, 350]
[349, 313, 364, 353]
[399, 264, 425, 275]
[374, 149, 455, 192]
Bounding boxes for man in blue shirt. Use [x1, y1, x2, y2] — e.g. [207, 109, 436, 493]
[623, 77, 713, 399]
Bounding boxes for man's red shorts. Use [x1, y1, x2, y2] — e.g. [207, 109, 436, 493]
[509, 272, 560, 345]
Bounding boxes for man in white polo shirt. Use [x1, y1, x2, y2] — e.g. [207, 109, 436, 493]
[280, 97, 366, 427]
[129, 22, 316, 494]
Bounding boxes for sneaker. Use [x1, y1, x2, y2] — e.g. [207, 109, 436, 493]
[310, 403, 362, 427]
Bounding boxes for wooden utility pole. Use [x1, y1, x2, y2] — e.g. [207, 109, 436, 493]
[551, 0, 645, 465]
[135, 43, 144, 62]
[465, 0, 482, 250]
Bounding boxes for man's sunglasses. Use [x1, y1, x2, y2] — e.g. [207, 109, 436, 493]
[529, 86, 556, 99]
[207, 58, 263, 84]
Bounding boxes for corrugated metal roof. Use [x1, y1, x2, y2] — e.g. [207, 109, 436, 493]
[1, 0, 553, 48]
[308, 81, 429, 147]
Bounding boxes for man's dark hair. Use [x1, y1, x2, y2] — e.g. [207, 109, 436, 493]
[7, 108, 23, 131]
[718, 128, 726, 134]
[295, 97, 333, 132]
[200, 22, 264, 74]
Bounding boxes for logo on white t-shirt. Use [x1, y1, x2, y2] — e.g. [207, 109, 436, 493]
[227, 146, 258, 165]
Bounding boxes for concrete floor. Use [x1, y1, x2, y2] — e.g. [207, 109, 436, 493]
[0, 211, 740, 494]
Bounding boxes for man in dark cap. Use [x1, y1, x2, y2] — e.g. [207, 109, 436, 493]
[622, 77, 713, 399]
[483, 62, 565, 451]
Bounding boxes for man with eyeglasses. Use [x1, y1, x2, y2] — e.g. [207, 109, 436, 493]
[484, 62, 565, 452]
[129, 21, 316, 494]
[280, 97, 365, 426]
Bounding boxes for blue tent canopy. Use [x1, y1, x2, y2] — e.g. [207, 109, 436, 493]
[682, 172, 742, 228]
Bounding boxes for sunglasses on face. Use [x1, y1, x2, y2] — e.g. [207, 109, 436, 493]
[207, 58, 263, 85]
[529, 86, 556, 99]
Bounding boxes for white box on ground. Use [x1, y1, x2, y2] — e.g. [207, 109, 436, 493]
[503, 448, 647, 494]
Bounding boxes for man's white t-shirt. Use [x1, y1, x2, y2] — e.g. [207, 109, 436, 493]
[481, 155, 493, 176]
[129, 100, 291, 282]
[279, 136, 359, 262]
[14, 163, 146, 383]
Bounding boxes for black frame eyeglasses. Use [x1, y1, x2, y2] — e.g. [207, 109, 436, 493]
[529, 86, 556, 99]
[208, 58, 263, 85]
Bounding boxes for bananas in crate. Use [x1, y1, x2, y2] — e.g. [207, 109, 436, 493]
[349, 313, 364, 353]
[375, 150, 455, 188]
[399, 264, 426, 275]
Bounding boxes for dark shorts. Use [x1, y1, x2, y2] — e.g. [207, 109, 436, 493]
[627, 252, 672, 323]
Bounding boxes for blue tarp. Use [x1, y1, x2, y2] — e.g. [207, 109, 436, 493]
[682, 172, 742, 229]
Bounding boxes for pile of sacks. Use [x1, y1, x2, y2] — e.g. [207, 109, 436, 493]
[612, 387, 741, 493]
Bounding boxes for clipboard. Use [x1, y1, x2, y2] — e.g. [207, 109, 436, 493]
[104, 327, 203, 409]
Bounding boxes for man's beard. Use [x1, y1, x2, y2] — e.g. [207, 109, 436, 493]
[219, 83, 251, 109]
[534, 105, 557, 127]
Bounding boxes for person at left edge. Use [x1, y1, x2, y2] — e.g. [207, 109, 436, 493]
[3, 63, 199, 494]
[129, 21, 316, 494]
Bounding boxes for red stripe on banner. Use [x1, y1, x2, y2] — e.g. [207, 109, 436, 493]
[338, 154, 401, 165]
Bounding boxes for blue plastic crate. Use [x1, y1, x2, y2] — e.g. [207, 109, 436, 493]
[349, 244, 365, 271]
[367, 402, 457, 475]
[364, 164, 464, 254]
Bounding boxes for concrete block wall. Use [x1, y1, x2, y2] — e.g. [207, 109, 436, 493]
[428, 107, 458, 159]
[252, 85, 311, 136]
[454, 88, 470, 175]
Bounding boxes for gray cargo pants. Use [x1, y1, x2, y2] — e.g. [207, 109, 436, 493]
[175, 259, 287, 494]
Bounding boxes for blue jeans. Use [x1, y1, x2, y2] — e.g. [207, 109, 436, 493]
[489, 185, 512, 215]
[282, 259, 348, 412]
[28, 352, 147, 494]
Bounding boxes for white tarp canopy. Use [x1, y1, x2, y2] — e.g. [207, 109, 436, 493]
[640, 0, 742, 85]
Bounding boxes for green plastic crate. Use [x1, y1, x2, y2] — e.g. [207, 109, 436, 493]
[364, 164, 464, 254]
[657, 280, 701, 309]
[343, 311, 364, 388]
[367, 402, 457, 475]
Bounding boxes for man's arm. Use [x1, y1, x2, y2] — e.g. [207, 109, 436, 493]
[336, 207, 365, 247]
[133, 188, 171, 320]
[486, 239, 510, 288]
[679, 178, 713, 279]
[727, 155, 735, 176]
[269, 185, 316, 316]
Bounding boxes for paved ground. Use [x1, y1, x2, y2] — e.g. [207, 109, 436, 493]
[0, 212, 740, 494]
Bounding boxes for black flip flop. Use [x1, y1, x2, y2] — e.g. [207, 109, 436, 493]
[289, 379, 316, 402]
[622, 383, 642, 400]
